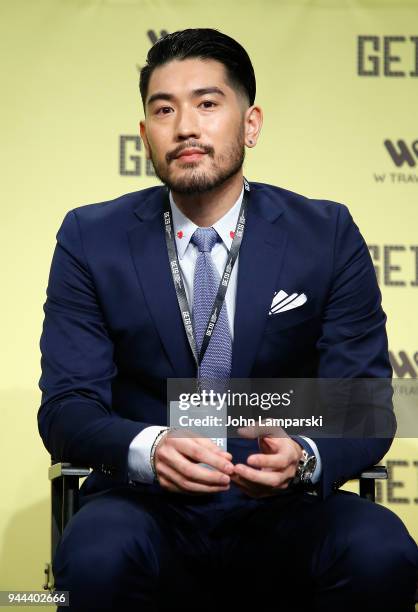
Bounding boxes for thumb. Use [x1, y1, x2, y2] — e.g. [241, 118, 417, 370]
[259, 435, 279, 453]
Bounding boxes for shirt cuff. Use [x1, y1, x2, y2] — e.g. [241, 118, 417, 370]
[290, 435, 322, 485]
[128, 426, 170, 484]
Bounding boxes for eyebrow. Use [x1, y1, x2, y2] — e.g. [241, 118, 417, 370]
[146, 86, 226, 107]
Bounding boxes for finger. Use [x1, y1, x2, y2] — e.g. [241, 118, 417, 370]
[158, 472, 207, 495]
[277, 476, 294, 489]
[230, 469, 295, 496]
[246, 453, 289, 469]
[157, 473, 185, 494]
[233, 463, 288, 487]
[259, 434, 291, 454]
[182, 440, 235, 474]
[157, 460, 231, 494]
[160, 448, 232, 486]
[229, 473, 264, 498]
[162, 436, 234, 474]
[220, 450, 233, 458]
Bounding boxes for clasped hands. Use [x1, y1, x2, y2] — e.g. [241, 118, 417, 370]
[154, 424, 303, 498]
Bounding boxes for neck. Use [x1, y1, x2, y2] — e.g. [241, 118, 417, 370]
[170, 171, 243, 227]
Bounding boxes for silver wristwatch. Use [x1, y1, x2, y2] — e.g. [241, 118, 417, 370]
[292, 448, 317, 486]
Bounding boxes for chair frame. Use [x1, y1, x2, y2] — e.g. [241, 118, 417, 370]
[42, 461, 389, 592]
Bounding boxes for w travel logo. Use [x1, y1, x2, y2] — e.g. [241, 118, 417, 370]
[384, 140, 418, 167]
[390, 351, 418, 378]
[372, 139, 418, 184]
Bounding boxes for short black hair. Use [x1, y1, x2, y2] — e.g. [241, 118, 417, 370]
[139, 28, 256, 112]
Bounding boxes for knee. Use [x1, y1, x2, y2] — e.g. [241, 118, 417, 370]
[56, 503, 161, 574]
[52, 500, 163, 609]
[341, 504, 418, 582]
[52, 539, 127, 612]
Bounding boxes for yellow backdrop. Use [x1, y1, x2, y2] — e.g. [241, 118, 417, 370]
[1, 0, 417, 607]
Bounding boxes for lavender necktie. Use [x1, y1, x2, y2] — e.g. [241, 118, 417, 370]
[190, 227, 232, 387]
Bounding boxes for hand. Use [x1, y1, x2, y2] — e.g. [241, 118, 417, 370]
[230, 426, 303, 499]
[154, 429, 235, 495]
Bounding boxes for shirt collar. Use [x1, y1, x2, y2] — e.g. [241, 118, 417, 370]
[169, 184, 245, 259]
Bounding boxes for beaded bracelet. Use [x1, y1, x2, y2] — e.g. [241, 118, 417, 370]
[150, 428, 170, 480]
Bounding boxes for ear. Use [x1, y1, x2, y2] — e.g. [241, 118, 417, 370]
[244, 105, 263, 148]
[139, 120, 151, 159]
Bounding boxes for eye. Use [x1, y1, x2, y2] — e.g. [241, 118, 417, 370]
[155, 106, 172, 115]
[200, 100, 217, 109]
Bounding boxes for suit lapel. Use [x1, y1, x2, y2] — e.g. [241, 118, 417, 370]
[127, 183, 288, 380]
[127, 187, 196, 378]
[230, 188, 288, 377]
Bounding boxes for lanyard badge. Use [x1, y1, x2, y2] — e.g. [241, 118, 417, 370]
[164, 177, 251, 393]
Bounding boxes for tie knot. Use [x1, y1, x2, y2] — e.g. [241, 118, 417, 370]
[191, 227, 220, 253]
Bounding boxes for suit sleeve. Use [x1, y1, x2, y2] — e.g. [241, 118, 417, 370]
[311, 203, 396, 499]
[37, 209, 146, 482]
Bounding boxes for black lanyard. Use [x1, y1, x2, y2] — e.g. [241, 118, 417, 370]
[163, 177, 250, 382]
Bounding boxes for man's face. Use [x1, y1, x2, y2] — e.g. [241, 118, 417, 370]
[140, 58, 248, 194]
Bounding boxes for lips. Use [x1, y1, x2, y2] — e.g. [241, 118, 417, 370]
[175, 149, 207, 161]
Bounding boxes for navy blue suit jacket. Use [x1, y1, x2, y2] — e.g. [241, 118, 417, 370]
[37, 180, 394, 500]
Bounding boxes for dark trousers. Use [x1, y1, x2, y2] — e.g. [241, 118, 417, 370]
[54, 483, 418, 612]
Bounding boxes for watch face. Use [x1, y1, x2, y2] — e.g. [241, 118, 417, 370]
[301, 456, 317, 482]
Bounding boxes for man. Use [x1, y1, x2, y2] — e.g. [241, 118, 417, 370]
[38, 28, 418, 612]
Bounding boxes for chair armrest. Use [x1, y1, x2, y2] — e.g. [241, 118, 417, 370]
[356, 465, 388, 480]
[48, 462, 91, 481]
[350, 465, 388, 502]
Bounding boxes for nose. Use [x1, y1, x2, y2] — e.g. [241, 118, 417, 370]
[175, 105, 201, 140]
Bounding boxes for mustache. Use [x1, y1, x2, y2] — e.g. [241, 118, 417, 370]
[167, 143, 214, 162]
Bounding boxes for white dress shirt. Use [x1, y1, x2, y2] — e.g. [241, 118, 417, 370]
[127, 185, 322, 485]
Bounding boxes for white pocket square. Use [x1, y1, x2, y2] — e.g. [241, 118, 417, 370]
[269, 290, 307, 315]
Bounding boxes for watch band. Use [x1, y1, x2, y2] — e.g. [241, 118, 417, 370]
[291, 439, 317, 486]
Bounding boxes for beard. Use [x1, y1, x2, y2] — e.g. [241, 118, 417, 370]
[148, 127, 246, 195]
